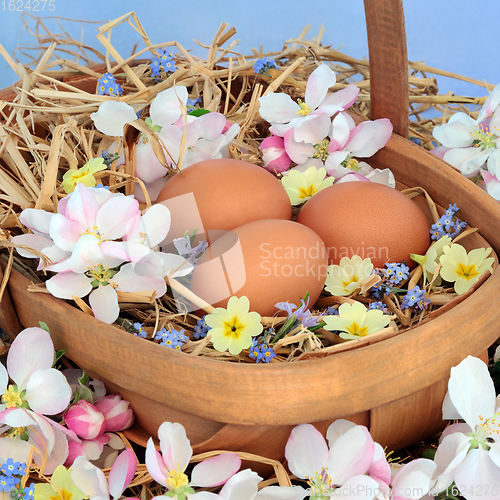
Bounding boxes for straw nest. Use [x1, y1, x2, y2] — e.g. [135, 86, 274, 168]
[0, 12, 497, 364]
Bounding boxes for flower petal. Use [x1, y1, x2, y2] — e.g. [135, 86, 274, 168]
[108, 448, 137, 500]
[157, 421, 192, 473]
[190, 452, 241, 487]
[7, 327, 55, 391]
[284, 424, 329, 479]
[447, 356, 495, 431]
[70, 456, 109, 499]
[304, 64, 336, 111]
[91, 101, 137, 137]
[46, 272, 92, 300]
[24, 369, 72, 415]
[89, 285, 120, 324]
[258, 93, 300, 124]
[150, 86, 188, 128]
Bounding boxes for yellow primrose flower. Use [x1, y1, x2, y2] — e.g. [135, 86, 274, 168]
[281, 166, 334, 205]
[34, 465, 86, 500]
[324, 255, 373, 296]
[439, 243, 494, 295]
[322, 301, 390, 341]
[204, 296, 263, 355]
[60, 158, 107, 194]
[411, 235, 452, 285]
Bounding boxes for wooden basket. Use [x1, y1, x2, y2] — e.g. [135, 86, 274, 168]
[1, 0, 499, 474]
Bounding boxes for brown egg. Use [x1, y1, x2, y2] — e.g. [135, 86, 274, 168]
[156, 159, 291, 247]
[189, 219, 328, 317]
[296, 182, 430, 268]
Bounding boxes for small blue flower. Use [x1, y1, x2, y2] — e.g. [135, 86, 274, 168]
[157, 327, 189, 350]
[193, 317, 211, 339]
[133, 322, 148, 338]
[150, 49, 176, 79]
[368, 301, 388, 312]
[97, 72, 123, 97]
[248, 340, 276, 363]
[1, 460, 24, 477]
[23, 484, 35, 500]
[0, 475, 14, 492]
[253, 57, 277, 75]
[401, 285, 429, 311]
[445, 203, 459, 217]
[323, 305, 339, 316]
[384, 262, 409, 286]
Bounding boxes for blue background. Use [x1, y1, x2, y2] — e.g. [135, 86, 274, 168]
[0, 0, 498, 98]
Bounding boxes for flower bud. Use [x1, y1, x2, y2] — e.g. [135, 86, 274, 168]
[259, 136, 292, 173]
[65, 400, 106, 439]
[94, 394, 134, 432]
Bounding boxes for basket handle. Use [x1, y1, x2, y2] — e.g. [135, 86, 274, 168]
[364, 0, 409, 138]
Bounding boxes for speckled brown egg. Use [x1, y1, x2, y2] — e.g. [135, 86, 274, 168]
[296, 182, 430, 268]
[156, 159, 292, 247]
[189, 219, 328, 317]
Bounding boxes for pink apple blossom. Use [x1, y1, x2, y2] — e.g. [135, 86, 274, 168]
[145, 421, 241, 498]
[432, 356, 500, 499]
[0, 327, 75, 474]
[284, 421, 383, 499]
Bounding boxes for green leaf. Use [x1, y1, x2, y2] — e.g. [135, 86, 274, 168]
[422, 448, 436, 460]
[189, 109, 211, 117]
[72, 370, 94, 404]
[53, 350, 66, 367]
[39, 321, 50, 333]
[272, 315, 297, 344]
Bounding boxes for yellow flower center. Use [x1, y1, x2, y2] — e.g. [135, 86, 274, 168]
[456, 262, 479, 280]
[82, 225, 103, 242]
[2, 385, 23, 409]
[166, 467, 189, 489]
[49, 488, 74, 500]
[345, 321, 369, 338]
[296, 99, 311, 116]
[313, 139, 331, 162]
[223, 316, 245, 340]
[470, 125, 496, 150]
[298, 184, 318, 200]
[8, 427, 27, 439]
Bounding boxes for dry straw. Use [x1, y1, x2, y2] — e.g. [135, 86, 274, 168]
[0, 13, 496, 363]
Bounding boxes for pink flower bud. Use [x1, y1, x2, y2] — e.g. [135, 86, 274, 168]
[260, 136, 292, 173]
[65, 400, 106, 440]
[94, 394, 134, 432]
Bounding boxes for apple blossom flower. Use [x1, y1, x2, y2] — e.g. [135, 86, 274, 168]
[145, 421, 241, 498]
[324, 115, 393, 179]
[60, 158, 108, 194]
[284, 420, 383, 499]
[259, 135, 293, 173]
[281, 166, 334, 205]
[94, 394, 134, 432]
[204, 296, 264, 355]
[431, 84, 500, 178]
[70, 448, 137, 500]
[258, 64, 357, 140]
[439, 243, 494, 295]
[324, 255, 374, 297]
[0, 327, 75, 474]
[64, 400, 106, 440]
[432, 356, 500, 498]
[322, 301, 390, 340]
